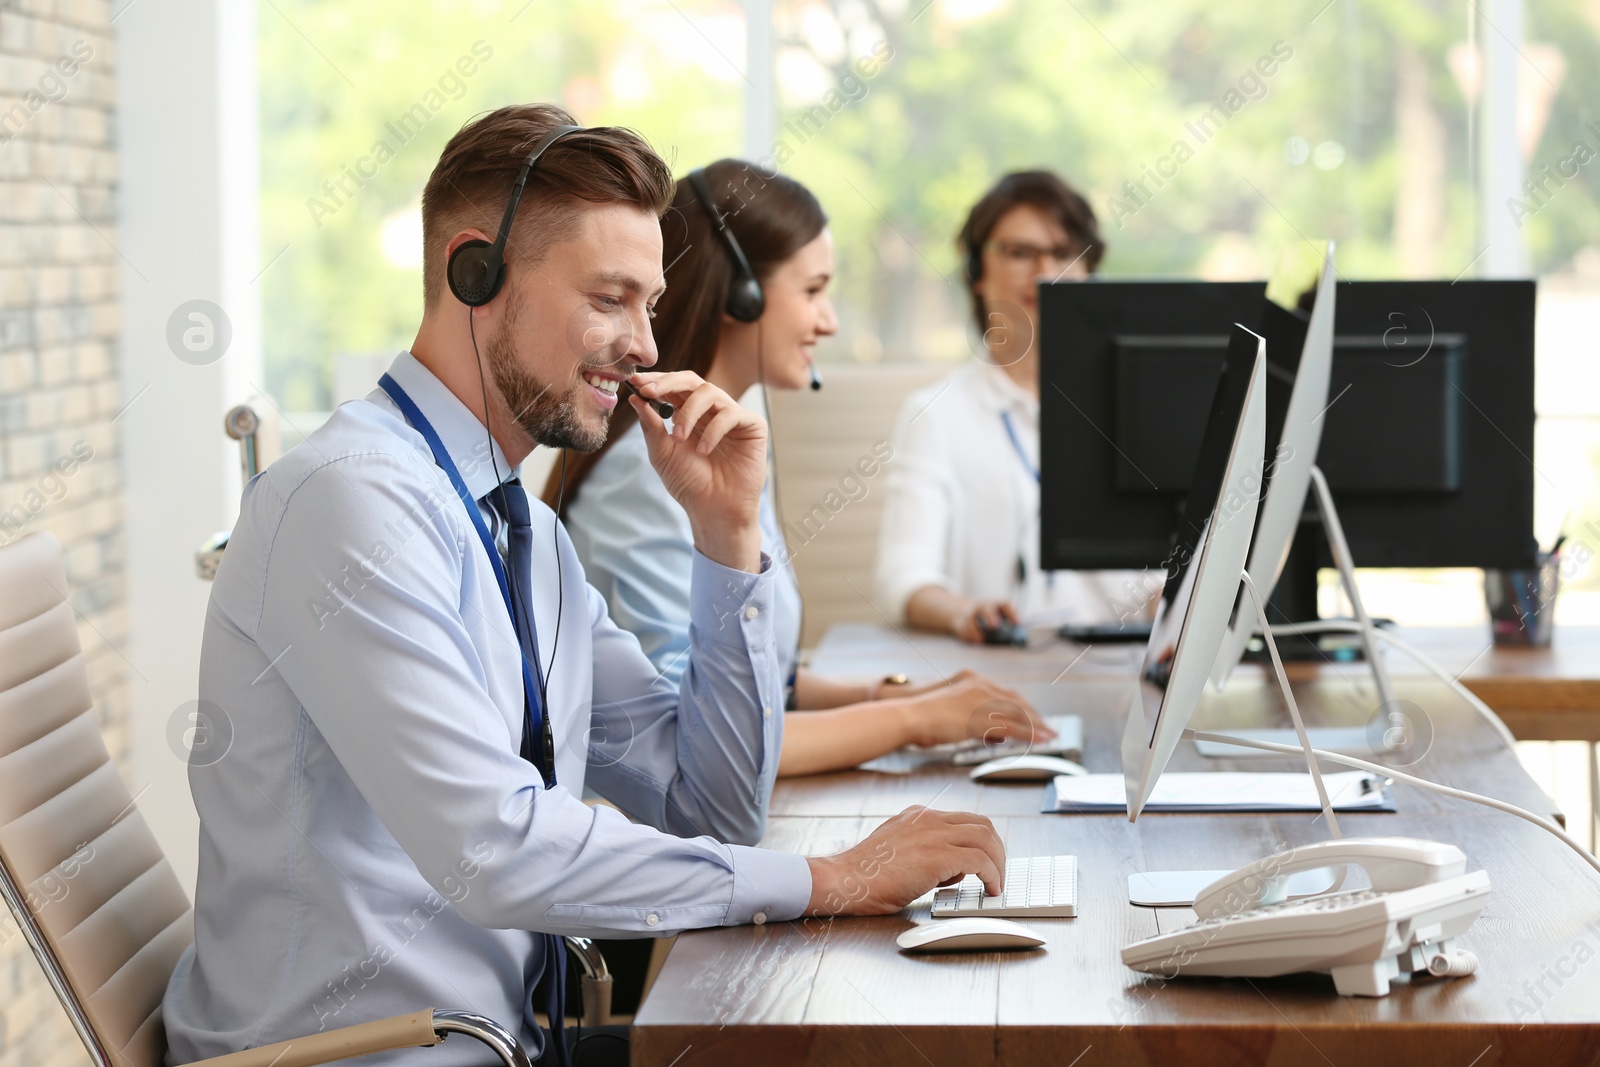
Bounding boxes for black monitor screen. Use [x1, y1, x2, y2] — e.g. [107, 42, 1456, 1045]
[1039, 279, 1536, 574]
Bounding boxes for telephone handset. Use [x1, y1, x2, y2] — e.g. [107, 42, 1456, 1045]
[1123, 837, 1491, 997]
[1192, 837, 1467, 919]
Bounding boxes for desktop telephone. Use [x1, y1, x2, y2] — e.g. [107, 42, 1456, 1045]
[1123, 837, 1490, 996]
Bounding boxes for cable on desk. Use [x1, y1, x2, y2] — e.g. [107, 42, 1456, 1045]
[1262, 621, 1520, 752]
[1184, 728, 1600, 878]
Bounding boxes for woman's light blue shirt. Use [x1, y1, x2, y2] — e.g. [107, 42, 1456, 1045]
[566, 422, 804, 691]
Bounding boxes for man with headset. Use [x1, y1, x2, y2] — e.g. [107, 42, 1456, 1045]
[162, 104, 1007, 1067]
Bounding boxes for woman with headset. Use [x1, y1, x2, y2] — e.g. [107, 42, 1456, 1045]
[544, 159, 1049, 776]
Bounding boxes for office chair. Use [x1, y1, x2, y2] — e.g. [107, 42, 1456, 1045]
[0, 531, 608, 1067]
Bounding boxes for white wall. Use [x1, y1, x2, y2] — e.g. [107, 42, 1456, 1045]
[117, 0, 260, 894]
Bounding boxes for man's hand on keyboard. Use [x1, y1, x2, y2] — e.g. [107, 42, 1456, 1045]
[804, 806, 1006, 917]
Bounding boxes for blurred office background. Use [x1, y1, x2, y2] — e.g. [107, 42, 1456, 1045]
[258, 0, 1600, 613]
[1, 2, 1598, 1064]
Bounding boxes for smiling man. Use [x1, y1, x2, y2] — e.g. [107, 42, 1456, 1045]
[163, 105, 1007, 1067]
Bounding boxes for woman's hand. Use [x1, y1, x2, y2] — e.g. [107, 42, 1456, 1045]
[952, 599, 1021, 644]
[892, 667, 973, 699]
[896, 675, 1053, 749]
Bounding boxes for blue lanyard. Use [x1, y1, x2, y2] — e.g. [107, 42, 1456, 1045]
[378, 374, 550, 781]
[1000, 409, 1053, 592]
[1000, 411, 1039, 484]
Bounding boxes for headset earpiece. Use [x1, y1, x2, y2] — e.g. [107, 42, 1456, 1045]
[448, 238, 506, 308]
[687, 168, 765, 323]
[447, 123, 583, 310]
[725, 273, 765, 324]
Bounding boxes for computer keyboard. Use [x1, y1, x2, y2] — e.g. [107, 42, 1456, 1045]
[948, 714, 1083, 766]
[932, 855, 1078, 918]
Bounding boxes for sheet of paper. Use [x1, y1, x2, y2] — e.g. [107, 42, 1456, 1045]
[1044, 770, 1393, 813]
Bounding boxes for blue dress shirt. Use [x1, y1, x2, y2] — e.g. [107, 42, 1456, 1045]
[565, 423, 803, 691]
[163, 352, 809, 1067]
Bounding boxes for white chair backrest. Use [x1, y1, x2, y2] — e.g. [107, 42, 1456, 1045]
[0, 532, 193, 1067]
[767, 362, 951, 648]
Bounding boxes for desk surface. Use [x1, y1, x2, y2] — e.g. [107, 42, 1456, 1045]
[806, 621, 1600, 740]
[633, 627, 1600, 1065]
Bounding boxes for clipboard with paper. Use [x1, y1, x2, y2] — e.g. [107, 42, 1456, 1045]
[1043, 770, 1395, 814]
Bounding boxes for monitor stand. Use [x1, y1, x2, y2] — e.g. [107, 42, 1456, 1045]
[1128, 568, 1349, 908]
[1205, 466, 1402, 765]
[1306, 466, 1397, 711]
[1243, 466, 1398, 699]
[1238, 537, 1363, 663]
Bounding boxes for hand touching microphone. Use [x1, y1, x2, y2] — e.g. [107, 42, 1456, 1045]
[623, 379, 673, 418]
[628, 370, 766, 574]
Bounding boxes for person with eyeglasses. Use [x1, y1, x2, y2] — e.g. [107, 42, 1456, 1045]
[873, 171, 1153, 643]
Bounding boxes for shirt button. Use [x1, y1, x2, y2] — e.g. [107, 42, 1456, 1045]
[763, 706, 773, 721]
[645, 913, 659, 927]
[753, 912, 767, 925]
[744, 605, 759, 620]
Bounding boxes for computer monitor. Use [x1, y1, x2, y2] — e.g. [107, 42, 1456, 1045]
[1121, 324, 1266, 819]
[1039, 279, 1538, 623]
[1209, 244, 1336, 682]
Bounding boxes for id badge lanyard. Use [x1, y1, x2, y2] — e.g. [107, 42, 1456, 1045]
[1000, 409, 1053, 600]
[379, 374, 555, 787]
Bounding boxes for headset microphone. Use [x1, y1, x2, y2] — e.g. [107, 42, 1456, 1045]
[809, 363, 823, 391]
[623, 379, 674, 420]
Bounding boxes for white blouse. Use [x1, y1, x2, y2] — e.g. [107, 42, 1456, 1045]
[873, 359, 1151, 626]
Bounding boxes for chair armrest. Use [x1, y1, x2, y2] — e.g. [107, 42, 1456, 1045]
[562, 937, 610, 983]
[563, 937, 613, 1028]
[181, 1009, 531, 1067]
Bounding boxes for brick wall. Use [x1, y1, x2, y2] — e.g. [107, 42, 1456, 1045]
[1, 1, 123, 1065]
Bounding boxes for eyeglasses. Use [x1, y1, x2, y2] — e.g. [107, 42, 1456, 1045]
[986, 240, 1085, 272]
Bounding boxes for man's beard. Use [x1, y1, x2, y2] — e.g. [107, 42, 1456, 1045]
[484, 298, 609, 454]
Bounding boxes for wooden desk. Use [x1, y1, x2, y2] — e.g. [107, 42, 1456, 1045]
[1395, 627, 1600, 742]
[806, 621, 1600, 741]
[768, 676, 1556, 822]
[633, 631, 1600, 1065]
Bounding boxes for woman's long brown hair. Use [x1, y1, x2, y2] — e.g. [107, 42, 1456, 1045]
[541, 159, 827, 513]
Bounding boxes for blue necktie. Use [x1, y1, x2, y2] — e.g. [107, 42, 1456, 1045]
[485, 478, 569, 1067]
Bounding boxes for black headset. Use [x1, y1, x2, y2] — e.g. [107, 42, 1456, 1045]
[686, 168, 765, 323]
[445, 122, 585, 784]
[447, 123, 585, 307]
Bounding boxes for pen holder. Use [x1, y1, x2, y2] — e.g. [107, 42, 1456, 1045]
[1484, 555, 1560, 647]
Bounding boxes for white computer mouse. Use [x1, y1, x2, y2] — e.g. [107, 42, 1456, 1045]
[969, 754, 1089, 781]
[896, 917, 1045, 953]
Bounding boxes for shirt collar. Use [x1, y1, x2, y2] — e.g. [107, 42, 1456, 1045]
[975, 359, 1039, 420]
[382, 350, 516, 502]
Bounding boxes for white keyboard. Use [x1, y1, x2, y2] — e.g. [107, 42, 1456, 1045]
[949, 714, 1084, 766]
[932, 855, 1078, 918]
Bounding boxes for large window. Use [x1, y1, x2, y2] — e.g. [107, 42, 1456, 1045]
[259, 0, 747, 413]
[774, 0, 1503, 358]
[260, 0, 1600, 608]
